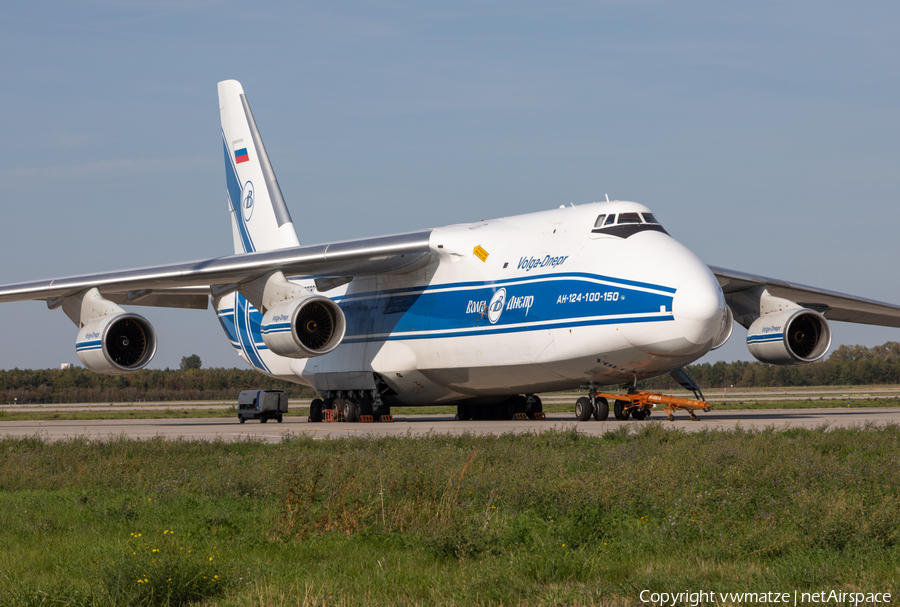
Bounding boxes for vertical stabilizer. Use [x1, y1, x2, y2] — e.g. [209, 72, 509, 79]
[218, 80, 301, 254]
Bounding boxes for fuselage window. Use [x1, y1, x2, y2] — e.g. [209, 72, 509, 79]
[594, 214, 607, 228]
[641, 212, 659, 224]
[604, 214, 616, 226]
[617, 212, 641, 224]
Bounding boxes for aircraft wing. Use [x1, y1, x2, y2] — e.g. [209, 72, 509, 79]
[0, 231, 433, 310]
[710, 265, 900, 329]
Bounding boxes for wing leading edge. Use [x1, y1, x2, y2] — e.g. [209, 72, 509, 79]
[0, 231, 434, 308]
[711, 265, 900, 329]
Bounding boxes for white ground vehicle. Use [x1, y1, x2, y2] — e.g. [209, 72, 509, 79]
[237, 389, 288, 423]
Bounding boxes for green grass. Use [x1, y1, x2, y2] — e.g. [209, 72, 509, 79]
[709, 397, 900, 410]
[1, 426, 899, 605]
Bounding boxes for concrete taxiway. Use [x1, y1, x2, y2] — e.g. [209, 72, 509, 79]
[1, 407, 898, 443]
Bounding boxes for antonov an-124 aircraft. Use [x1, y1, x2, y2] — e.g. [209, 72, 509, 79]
[3, 80, 900, 422]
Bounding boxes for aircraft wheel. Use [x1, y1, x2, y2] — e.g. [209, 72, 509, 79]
[614, 400, 631, 421]
[592, 397, 609, 421]
[309, 399, 324, 422]
[374, 405, 391, 422]
[357, 396, 374, 418]
[512, 395, 527, 415]
[323, 397, 336, 410]
[526, 395, 543, 419]
[631, 407, 647, 421]
[277, 414, 283, 423]
[457, 404, 469, 421]
[260, 417, 267, 424]
[575, 396, 593, 421]
[342, 398, 359, 423]
[239, 417, 245, 424]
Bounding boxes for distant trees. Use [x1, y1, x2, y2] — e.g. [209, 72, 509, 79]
[4, 341, 900, 404]
[639, 341, 900, 391]
[180, 354, 202, 371]
[0, 367, 315, 404]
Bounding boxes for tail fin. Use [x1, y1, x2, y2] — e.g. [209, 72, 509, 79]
[218, 80, 300, 254]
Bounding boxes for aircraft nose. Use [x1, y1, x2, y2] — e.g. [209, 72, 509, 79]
[672, 273, 727, 347]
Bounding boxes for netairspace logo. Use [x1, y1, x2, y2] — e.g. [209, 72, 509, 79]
[639, 589, 892, 606]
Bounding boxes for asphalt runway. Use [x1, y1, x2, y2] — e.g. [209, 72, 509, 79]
[1, 407, 899, 443]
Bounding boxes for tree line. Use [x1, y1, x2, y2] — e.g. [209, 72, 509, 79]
[640, 341, 900, 391]
[3, 341, 900, 404]
[1, 366, 316, 404]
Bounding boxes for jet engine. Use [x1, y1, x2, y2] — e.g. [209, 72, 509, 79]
[76, 313, 158, 374]
[746, 309, 831, 365]
[261, 295, 346, 358]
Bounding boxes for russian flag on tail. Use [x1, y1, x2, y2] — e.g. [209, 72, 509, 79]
[234, 147, 249, 164]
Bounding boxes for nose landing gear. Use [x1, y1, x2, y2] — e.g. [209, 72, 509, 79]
[574, 387, 610, 421]
[575, 384, 708, 421]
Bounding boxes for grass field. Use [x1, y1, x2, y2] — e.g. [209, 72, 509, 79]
[1, 425, 899, 606]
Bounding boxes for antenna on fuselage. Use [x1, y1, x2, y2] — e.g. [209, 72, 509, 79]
[605, 194, 610, 202]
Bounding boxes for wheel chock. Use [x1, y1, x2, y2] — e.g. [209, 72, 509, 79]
[514, 412, 528, 420]
[358, 415, 374, 423]
[530, 412, 547, 420]
[322, 409, 344, 423]
[378, 414, 394, 422]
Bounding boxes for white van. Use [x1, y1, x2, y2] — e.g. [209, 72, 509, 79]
[237, 390, 288, 423]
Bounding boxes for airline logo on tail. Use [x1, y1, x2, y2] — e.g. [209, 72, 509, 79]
[241, 181, 255, 222]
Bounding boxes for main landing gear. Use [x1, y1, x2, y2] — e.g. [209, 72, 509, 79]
[456, 395, 545, 421]
[308, 390, 391, 423]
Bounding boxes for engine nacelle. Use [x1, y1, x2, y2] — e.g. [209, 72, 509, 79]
[261, 295, 346, 358]
[747, 309, 831, 365]
[76, 313, 158, 375]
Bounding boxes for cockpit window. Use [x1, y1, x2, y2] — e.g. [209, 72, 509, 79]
[591, 208, 668, 237]
[617, 212, 641, 224]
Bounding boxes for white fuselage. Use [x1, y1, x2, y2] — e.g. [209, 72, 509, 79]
[215, 201, 727, 405]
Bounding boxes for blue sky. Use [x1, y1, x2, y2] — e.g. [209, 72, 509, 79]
[1, 1, 898, 370]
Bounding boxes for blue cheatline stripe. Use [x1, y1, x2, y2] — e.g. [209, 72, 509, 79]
[342, 314, 674, 344]
[234, 293, 269, 372]
[261, 322, 292, 335]
[76, 340, 103, 352]
[747, 333, 783, 343]
[222, 134, 255, 253]
[334, 272, 676, 303]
